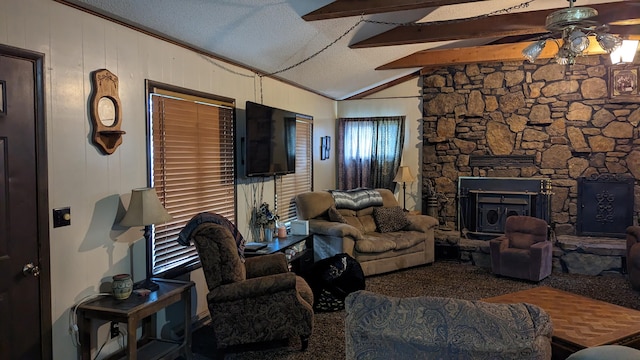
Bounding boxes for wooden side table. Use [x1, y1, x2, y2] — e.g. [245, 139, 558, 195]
[77, 278, 194, 360]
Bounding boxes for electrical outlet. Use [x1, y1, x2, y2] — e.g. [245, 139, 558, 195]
[110, 322, 119, 338]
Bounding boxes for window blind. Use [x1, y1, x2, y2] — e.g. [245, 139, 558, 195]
[276, 117, 313, 223]
[150, 93, 235, 275]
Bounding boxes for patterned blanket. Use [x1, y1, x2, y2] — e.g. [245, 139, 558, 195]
[330, 189, 383, 210]
[178, 212, 247, 261]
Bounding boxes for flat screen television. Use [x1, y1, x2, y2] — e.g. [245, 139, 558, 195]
[245, 101, 296, 177]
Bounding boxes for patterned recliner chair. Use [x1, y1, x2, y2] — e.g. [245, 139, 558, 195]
[187, 222, 314, 356]
[489, 215, 552, 281]
[345, 290, 553, 360]
[626, 226, 640, 290]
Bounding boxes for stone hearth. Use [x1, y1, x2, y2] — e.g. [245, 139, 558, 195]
[435, 229, 626, 276]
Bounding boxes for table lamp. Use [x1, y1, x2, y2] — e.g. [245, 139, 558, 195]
[393, 166, 416, 211]
[120, 187, 172, 291]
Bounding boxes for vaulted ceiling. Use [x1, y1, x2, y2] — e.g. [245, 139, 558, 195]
[60, 0, 640, 100]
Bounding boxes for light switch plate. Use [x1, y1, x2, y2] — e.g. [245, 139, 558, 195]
[53, 207, 71, 227]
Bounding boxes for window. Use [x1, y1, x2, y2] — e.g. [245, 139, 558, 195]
[147, 82, 235, 276]
[276, 116, 313, 223]
[337, 116, 405, 190]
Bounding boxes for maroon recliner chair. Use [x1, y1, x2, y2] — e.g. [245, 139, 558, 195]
[489, 216, 552, 281]
[626, 226, 640, 290]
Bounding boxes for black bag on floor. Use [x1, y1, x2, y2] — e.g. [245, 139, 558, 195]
[303, 253, 365, 312]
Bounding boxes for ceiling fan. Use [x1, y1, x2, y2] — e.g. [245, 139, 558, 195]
[521, 0, 636, 65]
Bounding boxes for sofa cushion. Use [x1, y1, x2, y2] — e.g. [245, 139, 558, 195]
[355, 230, 425, 254]
[295, 191, 335, 220]
[342, 215, 365, 233]
[373, 206, 410, 233]
[384, 230, 425, 250]
[355, 236, 397, 253]
[327, 206, 347, 223]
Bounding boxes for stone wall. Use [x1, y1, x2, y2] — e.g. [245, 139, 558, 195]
[422, 56, 640, 235]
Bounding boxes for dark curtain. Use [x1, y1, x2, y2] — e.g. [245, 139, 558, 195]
[337, 116, 405, 190]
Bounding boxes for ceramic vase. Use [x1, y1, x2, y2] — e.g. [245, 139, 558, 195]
[112, 273, 133, 300]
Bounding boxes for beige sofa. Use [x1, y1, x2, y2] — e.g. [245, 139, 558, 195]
[295, 188, 438, 276]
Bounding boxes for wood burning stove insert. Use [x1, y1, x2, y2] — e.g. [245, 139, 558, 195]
[458, 177, 552, 238]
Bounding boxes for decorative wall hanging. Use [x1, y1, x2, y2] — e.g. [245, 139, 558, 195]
[320, 136, 330, 160]
[89, 69, 125, 154]
[609, 66, 640, 103]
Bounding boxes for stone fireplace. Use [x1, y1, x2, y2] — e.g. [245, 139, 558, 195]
[421, 56, 640, 236]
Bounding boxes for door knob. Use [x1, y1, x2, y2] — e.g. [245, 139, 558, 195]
[22, 263, 40, 277]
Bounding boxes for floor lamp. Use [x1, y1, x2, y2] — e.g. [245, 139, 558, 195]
[393, 166, 416, 211]
[120, 187, 172, 291]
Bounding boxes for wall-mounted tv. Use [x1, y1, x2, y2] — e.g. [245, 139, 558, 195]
[245, 101, 297, 177]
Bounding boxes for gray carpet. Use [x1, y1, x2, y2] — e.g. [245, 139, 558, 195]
[189, 261, 640, 359]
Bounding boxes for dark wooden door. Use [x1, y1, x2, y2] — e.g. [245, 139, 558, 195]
[0, 46, 50, 359]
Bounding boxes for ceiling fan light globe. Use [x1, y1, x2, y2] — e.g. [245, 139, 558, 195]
[597, 33, 623, 53]
[554, 46, 573, 65]
[522, 40, 547, 63]
[567, 29, 590, 53]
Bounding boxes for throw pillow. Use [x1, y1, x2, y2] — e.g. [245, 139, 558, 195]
[328, 206, 347, 223]
[373, 206, 410, 233]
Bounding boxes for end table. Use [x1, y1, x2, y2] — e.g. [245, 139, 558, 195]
[77, 278, 194, 360]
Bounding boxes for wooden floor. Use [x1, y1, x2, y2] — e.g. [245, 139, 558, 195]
[483, 286, 640, 359]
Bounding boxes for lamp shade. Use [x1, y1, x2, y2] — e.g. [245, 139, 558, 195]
[120, 187, 172, 226]
[393, 166, 416, 183]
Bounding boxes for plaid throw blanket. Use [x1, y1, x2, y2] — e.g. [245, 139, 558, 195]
[330, 189, 383, 210]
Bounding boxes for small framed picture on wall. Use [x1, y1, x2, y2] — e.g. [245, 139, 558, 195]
[609, 66, 640, 103]
[320, 136, 330, 160]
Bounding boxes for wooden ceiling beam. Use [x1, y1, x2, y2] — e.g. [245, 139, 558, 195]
[378, 35, 640, 70]
[351, 2, 640, 48]
[351, 10, 549, 48]
[302, 0, 489, 21]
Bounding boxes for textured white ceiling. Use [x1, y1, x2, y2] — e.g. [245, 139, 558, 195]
[63, 0, 626, 100]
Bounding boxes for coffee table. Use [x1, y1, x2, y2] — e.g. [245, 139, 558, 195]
[483, 286, 640, 360]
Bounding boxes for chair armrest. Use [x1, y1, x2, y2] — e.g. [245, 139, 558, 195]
[244, 253, 289, 278]
[529, 241, 552, 265]
[530, 240, 552, 252]
[405, 214, 438, 232]
[489, 236, 508, 274]
[208, 271, 297, 303]
[489, 236, 509, 252]
[308, 219, 363, 240]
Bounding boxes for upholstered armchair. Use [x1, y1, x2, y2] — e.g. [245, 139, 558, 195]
[187, 222, 314, 355]
[626, 226, 640, 290]
[490, 215, 552, 281]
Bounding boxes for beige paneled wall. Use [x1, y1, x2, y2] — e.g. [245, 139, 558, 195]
[0, 0, 335, 358]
